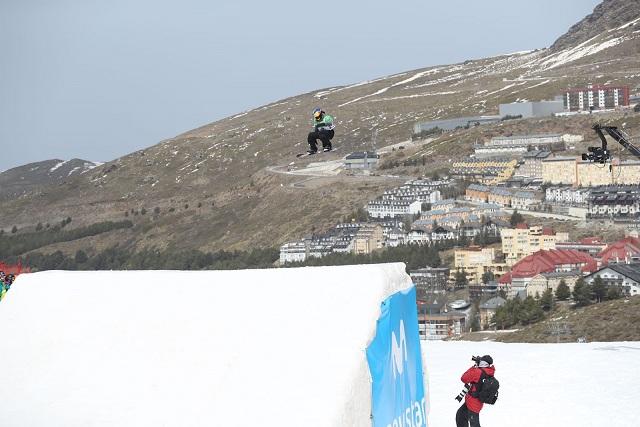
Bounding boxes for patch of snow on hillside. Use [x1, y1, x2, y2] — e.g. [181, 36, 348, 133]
[525, 79, 551, 90]
[408, 72, 466, 89]
[230, 112, 248, 120]
[339, 68, 444, 106]
[86, 161, 103, 169]
[535, 34, 627, 70]
[67, 167, 81, 176]
[314, 73, 409, 99]
[49, 160, 68, 173]
[366, 91, 459, 102]
[485, 82, 524, 96]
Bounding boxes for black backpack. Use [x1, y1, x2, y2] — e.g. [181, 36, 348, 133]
[473, 369, 499, 404]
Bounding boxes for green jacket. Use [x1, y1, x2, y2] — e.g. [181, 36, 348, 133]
[313, 114, 335, 131]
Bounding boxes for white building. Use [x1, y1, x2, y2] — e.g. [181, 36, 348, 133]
[585, 264, 640, 296]
[487, 134, 563, 147]
[386, 227, 407, 247]
[279, 241, 308, 264]
[406, 228, 432, 245]
[511, 191, 541, 211]
[279, 240, 332, 264]
[366, 199, 422, 218]
[545, 187, 591, 206]
[344, 151, 379, 170]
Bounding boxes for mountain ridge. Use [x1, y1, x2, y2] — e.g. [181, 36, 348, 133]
[0, 159, 102, 200]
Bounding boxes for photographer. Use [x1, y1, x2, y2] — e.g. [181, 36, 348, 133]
[455, 355, 495, 427]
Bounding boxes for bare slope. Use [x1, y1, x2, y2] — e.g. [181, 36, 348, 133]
[1, 3, 639, 253]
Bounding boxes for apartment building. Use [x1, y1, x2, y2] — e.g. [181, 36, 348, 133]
[588, 186, 640, 219]
[410, 267, 450, 293]
[487, 187, 513, 207]
[366, 199, 422, 218]
[487, 134, 563, 147]
[541, 156, 577, 185]
[501, 224, 569, 266]
[517, 150, 552, 180]
[527, 271, 582, 297]
[465, 184, 490, 203]
[352, 224, 384, 255]
[545, 187, 590, 206]
[576, 160, 640, 186]
[511, 190, 542, 211]
[564, 85, 630, 111]
[451, 159, 518, 184]
[454, 247, 508, 284]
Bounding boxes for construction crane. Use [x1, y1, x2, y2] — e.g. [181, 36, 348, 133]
[582, 124, 640, 164]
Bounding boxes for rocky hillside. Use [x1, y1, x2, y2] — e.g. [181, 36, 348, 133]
[551, 0, 640, 51]
[1, 1, 639, 256]
[0, 159, 101, 200]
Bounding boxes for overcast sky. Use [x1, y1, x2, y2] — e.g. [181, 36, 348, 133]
[1, 0, 600, 170]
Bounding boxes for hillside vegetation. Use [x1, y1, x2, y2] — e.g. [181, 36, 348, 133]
[494, 297, 640, 343]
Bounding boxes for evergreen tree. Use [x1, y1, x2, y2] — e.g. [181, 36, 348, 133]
[540, 288, 554, 311]
[555, 279, 571, 300]
[481, 271, 495, 284]
[592, 276, 606, 303]
[572, 278, 592, 307]
[454, 269, 468, 290]
[74, 249, 88, 264]
[518, 296, 545, 325]
[509, 210, 524, 227]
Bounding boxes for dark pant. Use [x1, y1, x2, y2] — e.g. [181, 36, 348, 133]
[307, 129, 334, 152]
[456, 404, 480, 427]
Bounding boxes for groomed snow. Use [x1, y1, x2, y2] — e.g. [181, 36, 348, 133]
[0, 264, 414, 427]
[423, 340, 640, 427]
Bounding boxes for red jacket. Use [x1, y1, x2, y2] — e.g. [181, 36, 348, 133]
[461, 365, 496, 413]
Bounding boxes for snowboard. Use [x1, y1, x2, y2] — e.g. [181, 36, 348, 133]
[295, 147, 340, 158]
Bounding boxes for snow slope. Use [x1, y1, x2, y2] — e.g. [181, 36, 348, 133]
[0, 264, 414, 427]
[2, 266, 637, 426]
[423, 340, 640, 427]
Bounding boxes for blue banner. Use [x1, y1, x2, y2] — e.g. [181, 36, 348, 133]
[367, 286, 427, 427]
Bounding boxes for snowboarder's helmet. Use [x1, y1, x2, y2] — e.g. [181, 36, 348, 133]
[313, 107, 322, 119]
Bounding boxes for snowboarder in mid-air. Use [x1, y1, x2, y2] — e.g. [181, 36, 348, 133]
[306, 107, 335, 154]
[455, 355, 497, 427]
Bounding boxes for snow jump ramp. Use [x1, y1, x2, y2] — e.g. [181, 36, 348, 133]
[0, 263, 428, 427]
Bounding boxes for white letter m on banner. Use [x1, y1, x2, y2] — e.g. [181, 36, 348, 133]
[391, 319, 408, 380]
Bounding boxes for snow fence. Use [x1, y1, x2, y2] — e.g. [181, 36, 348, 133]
[0, 263, 428, 427]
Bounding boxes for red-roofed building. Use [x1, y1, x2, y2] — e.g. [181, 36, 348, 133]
[499, 249, 597, 297]
[598, 237, 640, 265]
